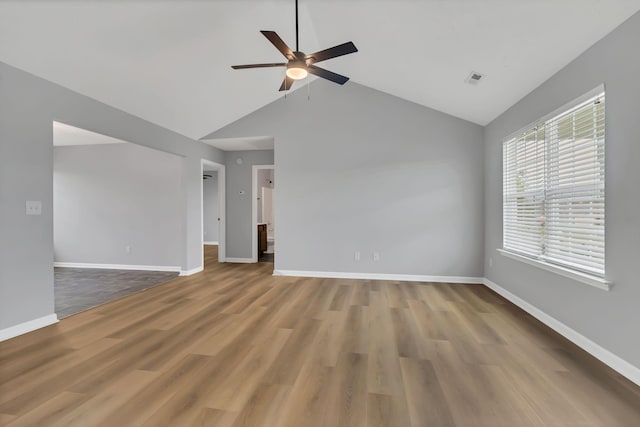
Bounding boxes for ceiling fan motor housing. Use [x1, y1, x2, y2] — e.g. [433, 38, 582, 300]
[288, 52, 308, 69]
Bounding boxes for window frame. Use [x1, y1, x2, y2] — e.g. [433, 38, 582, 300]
[500, 85, 611, 291]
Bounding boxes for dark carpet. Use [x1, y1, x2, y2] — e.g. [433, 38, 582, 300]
[55, 268, 179, 318]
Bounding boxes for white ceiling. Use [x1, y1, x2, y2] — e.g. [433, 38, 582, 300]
[53, 121, 127, 147]
[2, 0, 640, 144]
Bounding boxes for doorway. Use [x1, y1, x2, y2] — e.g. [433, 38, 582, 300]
[201, 159, 226, 267]
[52, 121, 182, 318]
[253, 165, 275, 263]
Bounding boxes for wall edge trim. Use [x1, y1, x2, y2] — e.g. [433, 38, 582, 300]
[482, 278, 640, 387]
[0, 314, 59, 342]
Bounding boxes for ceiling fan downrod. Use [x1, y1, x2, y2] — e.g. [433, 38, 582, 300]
[295, 0, 299, 52]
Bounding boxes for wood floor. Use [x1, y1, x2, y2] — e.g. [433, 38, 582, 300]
[1, 246, 639, 426]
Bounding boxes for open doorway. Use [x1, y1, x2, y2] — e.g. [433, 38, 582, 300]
[201, 159, 225, 268]
[52, 121, 182, 318]
[252, 165, 275, 263]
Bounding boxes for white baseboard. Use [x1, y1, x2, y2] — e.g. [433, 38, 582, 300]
[483, 278, 640, 387]
[0, 314, 59, 342]
[180, 266, 204, 276]
[225, 257, 256, 264]
[203, 241, 219, 246]
[272, 269, 483, 284]
[54, 262, 181, 273]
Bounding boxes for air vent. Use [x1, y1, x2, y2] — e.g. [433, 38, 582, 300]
[465, 71, 485, 85]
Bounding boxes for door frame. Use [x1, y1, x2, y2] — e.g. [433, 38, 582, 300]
[252, 165, 274, 262]
[201, 159, 226, 264]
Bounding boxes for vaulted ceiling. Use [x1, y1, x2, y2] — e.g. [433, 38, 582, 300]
[1, 0, 639, 142]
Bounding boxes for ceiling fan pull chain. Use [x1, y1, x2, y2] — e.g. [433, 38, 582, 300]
[284, 68, 288, 99]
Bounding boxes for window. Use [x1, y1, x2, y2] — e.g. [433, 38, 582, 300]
[503, 90, 605, 278]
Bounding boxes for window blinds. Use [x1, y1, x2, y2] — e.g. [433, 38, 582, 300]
[503, 93, 605, 277]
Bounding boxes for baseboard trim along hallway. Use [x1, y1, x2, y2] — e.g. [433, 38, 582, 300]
[0, 314, 59, 342]
[225, 258, 255, 263]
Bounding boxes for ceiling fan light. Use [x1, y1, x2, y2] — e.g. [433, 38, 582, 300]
[286, 66, 308, 80]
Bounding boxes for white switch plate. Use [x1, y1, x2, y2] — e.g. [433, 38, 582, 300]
[373, 251, 380, 262]
[354, 251, 361, 262]
[26, 200, 42, 215]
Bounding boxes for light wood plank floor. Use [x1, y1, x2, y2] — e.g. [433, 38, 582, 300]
[1, 246, 639, 426]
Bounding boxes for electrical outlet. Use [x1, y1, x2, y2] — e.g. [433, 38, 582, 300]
[373, 251, 380, 262]
[26, 200, 42, 216]
[354, 251, 361, 262]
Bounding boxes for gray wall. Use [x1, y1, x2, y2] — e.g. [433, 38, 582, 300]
[206, 81, 484, 276]
[54, 143, 182, 267]
[0, 61, 223, 330]
[203, 172, 219, 243]
[224, 150, 275, 259]
[484, 12, 640, 367]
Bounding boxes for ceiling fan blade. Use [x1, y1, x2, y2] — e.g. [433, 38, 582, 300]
[307, 65, 349, 85]
[261, 30, 295, 60]
[305, 41, 358, 64]
[279, 76, 295, 92]
[231, 63, 286, 69]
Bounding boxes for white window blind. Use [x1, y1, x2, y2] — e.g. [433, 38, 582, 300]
[503, 92, 605, 277]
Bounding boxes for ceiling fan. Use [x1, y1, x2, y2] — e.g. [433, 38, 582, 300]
[231, 0, 358, 92]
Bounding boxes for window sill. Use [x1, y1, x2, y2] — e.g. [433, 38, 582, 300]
[497, 249, 611, 291]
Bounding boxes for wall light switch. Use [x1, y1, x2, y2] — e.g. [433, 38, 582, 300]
[354, 251, 361, 262]
[26, 200, 42, 215]
[373, 251, 380, 262]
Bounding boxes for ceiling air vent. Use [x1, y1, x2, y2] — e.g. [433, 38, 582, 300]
[465, 71, 485, 85]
